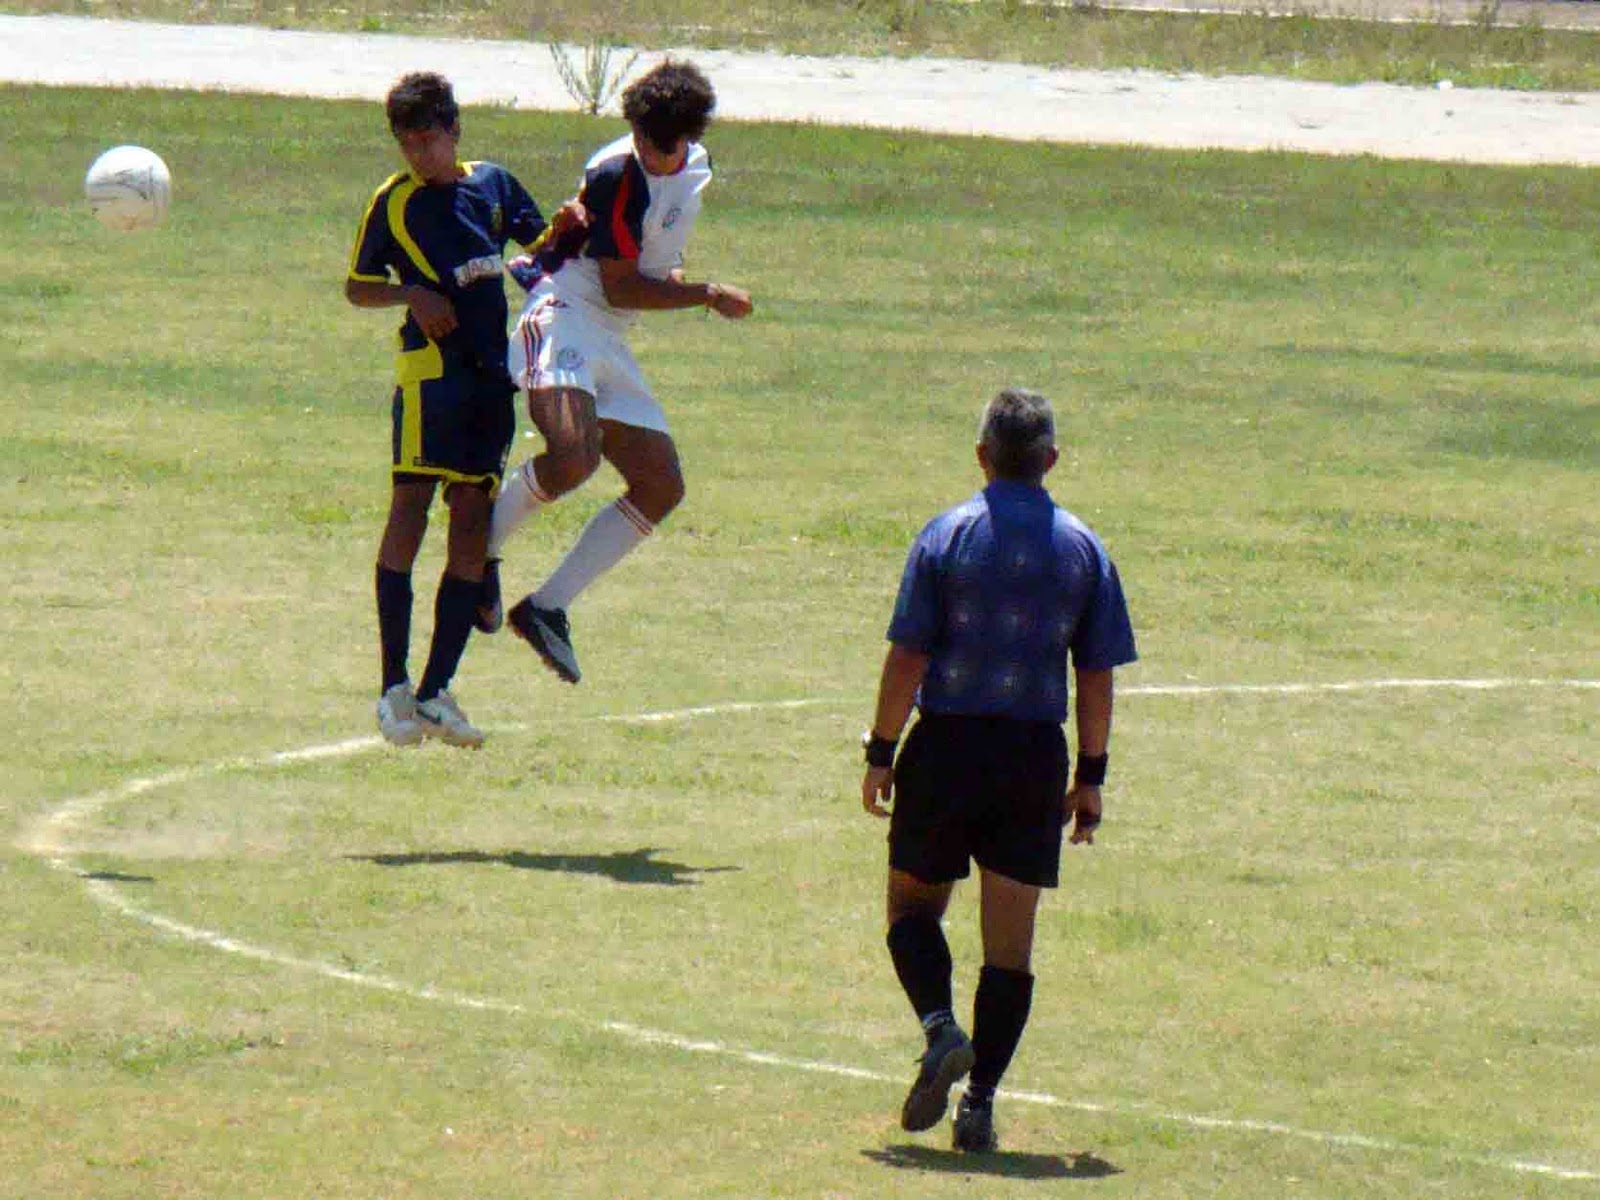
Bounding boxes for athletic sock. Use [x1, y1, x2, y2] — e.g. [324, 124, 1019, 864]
[886, 913, 955, 1026]
[375, 564, 413, 693]
[488, 460, 552, 558]
[969, 965, 1034, 1093]
[532, 497, 652, 612]
[416, 573, 480, 702]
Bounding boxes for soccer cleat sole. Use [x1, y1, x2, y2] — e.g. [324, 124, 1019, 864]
[507, 601, 581, 684]
[900, 1031, 975, 1132]
[378, 721, 425, 747]
[416, 717, 485, 749]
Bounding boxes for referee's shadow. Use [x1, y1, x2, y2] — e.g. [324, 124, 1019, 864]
[348, 846, 738, 887]
[862, 1143, 1121, 1180]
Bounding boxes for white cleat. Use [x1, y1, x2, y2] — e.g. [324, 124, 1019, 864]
[415, 689, 485, 749]
[377, 682, 424, 747]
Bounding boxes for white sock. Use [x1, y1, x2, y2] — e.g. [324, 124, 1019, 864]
[489, 461, 551, 558]
[533, 498, 653, 611]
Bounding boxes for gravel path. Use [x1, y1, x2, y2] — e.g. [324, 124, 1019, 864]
[4, 13, 1599, 165]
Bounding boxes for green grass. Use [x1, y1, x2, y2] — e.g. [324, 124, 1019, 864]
[2, 84, 1597, 1198]
[9, 0, 1600, 89]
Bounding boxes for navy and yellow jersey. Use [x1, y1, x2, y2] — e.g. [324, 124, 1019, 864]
[347, 160, 546, 369]
[540, 134, 713, 329]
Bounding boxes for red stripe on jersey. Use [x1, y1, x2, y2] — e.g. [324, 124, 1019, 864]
[610, 167, 640, 260]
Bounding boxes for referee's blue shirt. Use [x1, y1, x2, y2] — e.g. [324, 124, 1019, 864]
[886, 480, 1138, 724]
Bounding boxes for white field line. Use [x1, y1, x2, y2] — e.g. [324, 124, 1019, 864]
[1125, 677, 1600, 697]
[13, 676, 1600, 1184]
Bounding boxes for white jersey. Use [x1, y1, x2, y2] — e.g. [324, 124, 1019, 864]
[541, 133, 712, 332]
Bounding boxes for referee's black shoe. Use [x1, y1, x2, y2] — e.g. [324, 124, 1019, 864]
[900, 1021, 974, 1132]
[952, 1092, 998, 1153]
[507, 598, 581, 684]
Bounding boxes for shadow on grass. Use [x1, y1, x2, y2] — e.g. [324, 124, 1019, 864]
[863, 1144, 1121, 1179]
[80, 871, 156, 883]
[347, 847, 738, 887]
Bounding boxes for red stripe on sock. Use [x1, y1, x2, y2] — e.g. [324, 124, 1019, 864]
[521, 460, 554, 504]
[616, 498, 653, 536]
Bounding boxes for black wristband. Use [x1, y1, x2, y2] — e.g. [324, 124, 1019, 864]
[862, 731, 898, 769]
[1074, 752, 1108, 787]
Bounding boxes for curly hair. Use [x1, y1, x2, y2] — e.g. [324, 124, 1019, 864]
[622, 60, 716, 152]
[385, 71, 460, 135]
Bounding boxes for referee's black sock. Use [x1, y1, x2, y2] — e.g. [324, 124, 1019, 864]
[416, 573, 480, 703]
[970, 964, 1034, 1095]
[886, 913, 955, 1029]
[375, 564, 413, 693]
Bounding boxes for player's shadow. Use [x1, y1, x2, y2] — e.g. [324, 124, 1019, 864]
[862, 1144, 1120, 1180]
[348, 846, 737, 887]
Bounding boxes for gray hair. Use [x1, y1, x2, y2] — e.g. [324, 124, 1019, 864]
[979, 388, 1055, 480]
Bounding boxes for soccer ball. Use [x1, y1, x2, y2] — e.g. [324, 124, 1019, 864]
[84, 145, 171, 231]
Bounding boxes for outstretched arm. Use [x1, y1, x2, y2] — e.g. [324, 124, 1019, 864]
[597, 257, 752, 318]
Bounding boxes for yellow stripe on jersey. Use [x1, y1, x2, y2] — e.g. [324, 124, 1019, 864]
[347, 172, 405, 281]
[385, 178, 440, 284]
[395, 339, 443, 469]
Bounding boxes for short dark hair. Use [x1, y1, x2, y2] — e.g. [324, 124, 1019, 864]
[386, 71, 460, 135]
[979, 388, 1056, 480]
[622, 59, 716, 151]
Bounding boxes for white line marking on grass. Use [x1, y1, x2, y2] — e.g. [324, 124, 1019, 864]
[15, 676, 1599, 1185]
[599, 698, 833, 723]
[1123, 677, 1600, 697]
[599, 1023, 1600, 1183]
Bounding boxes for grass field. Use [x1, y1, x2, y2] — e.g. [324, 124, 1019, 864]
[2, 79, 1597, 1198]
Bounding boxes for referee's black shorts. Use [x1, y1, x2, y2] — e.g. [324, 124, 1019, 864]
[888, 713, 1069, 889]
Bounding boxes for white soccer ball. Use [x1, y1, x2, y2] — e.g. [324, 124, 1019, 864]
[84, 145, 171, 231]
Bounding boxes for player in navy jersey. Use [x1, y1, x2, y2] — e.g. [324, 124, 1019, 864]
[860, 388, 1137, 1152]
[346, 71, 578, 747]
[486, 59, 754, 685]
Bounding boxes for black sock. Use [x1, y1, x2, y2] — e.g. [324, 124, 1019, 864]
[375, 565, 413, 693]
[970, 965, 1034, 1093]
[886, 914, 954, 1026]
[416, 573, 479, 702]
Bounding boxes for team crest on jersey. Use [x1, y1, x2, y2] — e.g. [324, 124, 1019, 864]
[490, 203, 504, 238]
[557, 347, 585, 370]
[661, 205, 682, 229]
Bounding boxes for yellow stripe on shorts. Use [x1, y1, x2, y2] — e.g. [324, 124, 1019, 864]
[395, 339, 442, 470]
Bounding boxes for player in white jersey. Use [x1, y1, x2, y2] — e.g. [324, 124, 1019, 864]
[490, 59, 753, 684]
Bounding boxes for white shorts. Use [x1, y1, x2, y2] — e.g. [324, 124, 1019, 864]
[507, 287, 669, 434]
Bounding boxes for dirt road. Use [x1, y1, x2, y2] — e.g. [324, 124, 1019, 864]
[3, 12, 1598, 165]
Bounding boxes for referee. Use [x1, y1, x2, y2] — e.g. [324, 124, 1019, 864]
[861, 387, 1137, 1152]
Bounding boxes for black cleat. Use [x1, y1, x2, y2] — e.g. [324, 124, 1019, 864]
[474, 558, 503, 634]
[900, 1022, 975, 1132]
[952, 1093, 998, 1153]
[507, 598, 581, 684]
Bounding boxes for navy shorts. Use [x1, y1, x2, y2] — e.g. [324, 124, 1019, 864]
[888, 714, 1069, 888]
[390, 345, 515, 489]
